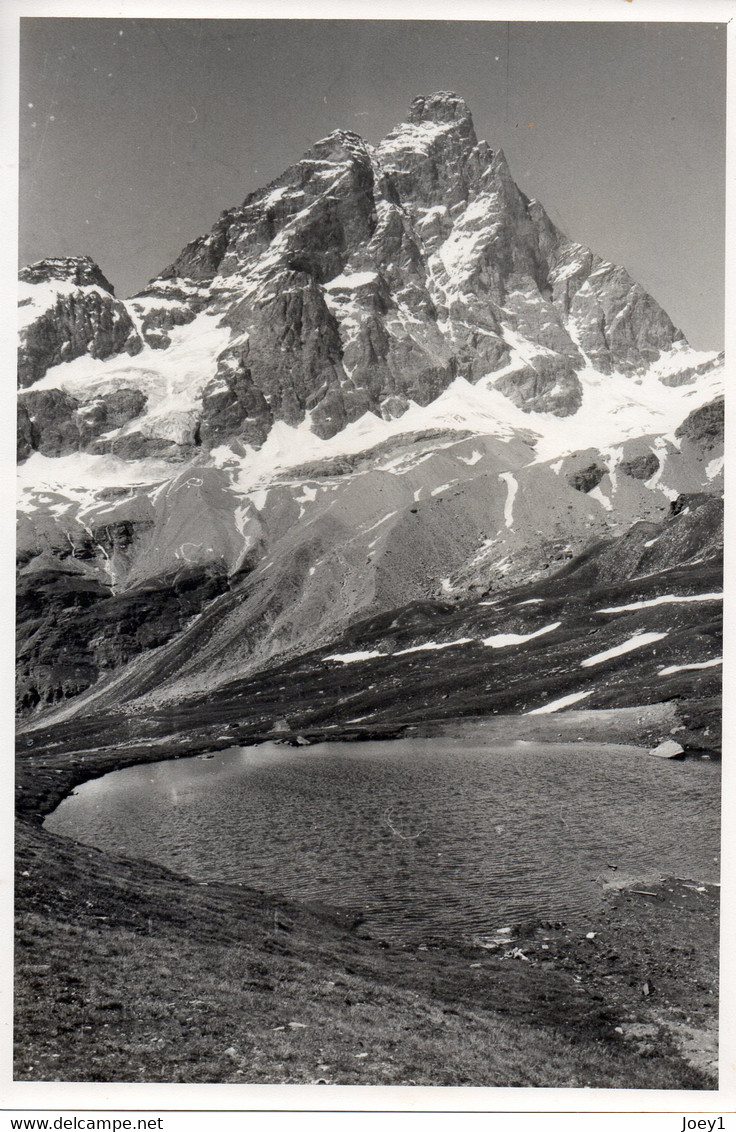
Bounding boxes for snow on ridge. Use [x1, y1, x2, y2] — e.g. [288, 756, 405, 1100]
[580, 631, 668, 668]
[599, 593, 723, 614]
[19, 349, 723, 497]
[17, 450, 172, 492]
[210, 377, 532, 497]
[377, 117, 463, 162]
[527, 690, 594, 715]
[18, 269, 724, 497]
[477, 356, 724, 467]
[324, 650, 384, 664]
[433, 200, 503, 280]
[27, 309, 229, 412]
[649, 343, 720, 379]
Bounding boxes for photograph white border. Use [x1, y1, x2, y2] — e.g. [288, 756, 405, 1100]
[2, 0, 733, 1121]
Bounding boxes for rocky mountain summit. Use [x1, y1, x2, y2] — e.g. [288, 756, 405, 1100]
[17, 93, 723, 720]
[19, 92, 707, 459]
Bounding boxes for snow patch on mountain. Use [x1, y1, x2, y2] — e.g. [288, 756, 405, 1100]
[706, 455, 724, 480]
[599, 593, 723, 614]
[658, 658, 722, 676]
[581, 632, 668, 667]
[482, 622, 561, 648]
[589, 485, 613, 511]
[29, 310, 230, 436]
[498, 472, 518, 528]
[527, 690, 595, 715]
[393, 638, 474, 656]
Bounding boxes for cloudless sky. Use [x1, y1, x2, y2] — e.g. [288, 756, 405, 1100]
[19, 19, 726, 350]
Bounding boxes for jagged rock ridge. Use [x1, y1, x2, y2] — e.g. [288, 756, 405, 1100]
[18, 92, 706, 462]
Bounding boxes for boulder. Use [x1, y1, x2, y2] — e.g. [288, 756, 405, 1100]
[649, 739, 684, 759]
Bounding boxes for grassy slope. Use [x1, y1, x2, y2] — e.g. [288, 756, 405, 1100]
[15, 709, 718, 1089]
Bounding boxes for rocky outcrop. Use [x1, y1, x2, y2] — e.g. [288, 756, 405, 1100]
[18, 387, 147, 460]
[128, 281, 209, 349]
[675, 397, 724, 452]
[199, 350, 274, 449]
[221, 272, 352, 438]
[567, 464, 607, 493]
[620, 453, 660, 481]
[559, 261, 685, 375]
[494, 360, 582, 417]
[17, 389, 81, 457]
[552, 493, 722, 589]
[18, 257, 142, 386]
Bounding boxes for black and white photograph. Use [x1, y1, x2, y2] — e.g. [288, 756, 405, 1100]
[9, 3, 730, 1115]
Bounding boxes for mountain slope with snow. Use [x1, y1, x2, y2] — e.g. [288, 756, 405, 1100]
[16, 91, 723, 720]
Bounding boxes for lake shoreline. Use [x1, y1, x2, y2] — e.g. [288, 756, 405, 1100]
[15, 704, 719, 1088]
[17, 701, 714, 828]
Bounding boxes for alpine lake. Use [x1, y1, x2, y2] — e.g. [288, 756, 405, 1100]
[45, 736, 720, 943]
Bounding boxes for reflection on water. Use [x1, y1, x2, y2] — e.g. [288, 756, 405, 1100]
[46, 738, 720, 941]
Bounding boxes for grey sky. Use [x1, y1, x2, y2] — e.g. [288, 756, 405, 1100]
[19, 19, 726, 350]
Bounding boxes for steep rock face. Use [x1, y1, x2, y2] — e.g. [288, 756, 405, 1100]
[18, 94, 710, 463]
[18, 257, 142, 386]
[19, 387, 148, 459]
[111, 91, 690, 448]
[129, 286, 200, 350]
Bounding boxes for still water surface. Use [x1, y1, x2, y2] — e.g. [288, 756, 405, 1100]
[46, 738, 720, 941]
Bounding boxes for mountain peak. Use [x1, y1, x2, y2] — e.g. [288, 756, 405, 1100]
[19, 256, 116, 295]
[408, 91, 472, 127]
